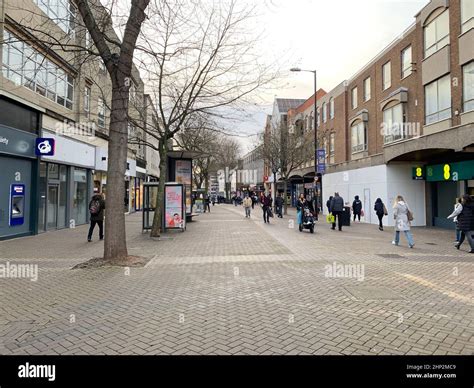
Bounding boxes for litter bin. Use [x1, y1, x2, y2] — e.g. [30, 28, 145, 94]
[341, 206, 351, 226]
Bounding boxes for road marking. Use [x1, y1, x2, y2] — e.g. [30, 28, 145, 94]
[398, 273, 473, 304]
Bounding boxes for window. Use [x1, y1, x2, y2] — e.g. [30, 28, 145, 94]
[425, 74, 451, 124]
[2, 30, 74, 109]
[363, 77, 371, 101]
[317, 108, 320, 125]
[351, 121, 366, 153]
[309, 111, 313, 131]
[461, 0, 474, 33]
[401, 46, 412, 78]
[98, 97, 105, 127]
[84, 85, 91, 116]
[383, 103, 405, 143]
[424, 10, 449, 57]
[330, 133, 335, 156]
[323, 137, 328, 161]
[35, 0, 76, 36]
[322, 102, 327, 123]
[463, 61, 474, 112]
[382, 61, 391, 90]
[351, 87, 358, 109]
[329, 98, 334, 119]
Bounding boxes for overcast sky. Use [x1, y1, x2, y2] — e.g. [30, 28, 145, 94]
[236, 0, 429, 154]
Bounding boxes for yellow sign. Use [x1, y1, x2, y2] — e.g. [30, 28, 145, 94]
[443, 164, 451, 180]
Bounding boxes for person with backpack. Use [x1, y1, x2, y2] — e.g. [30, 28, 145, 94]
[88, 193, 105, 242]
[352, 195, 363, 222]
[329, 192, 344, 231]
[374, 198, 388, 231]
[392, 195, 414, 248]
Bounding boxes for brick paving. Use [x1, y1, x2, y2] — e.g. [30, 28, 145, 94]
[0, 204, 472, 355]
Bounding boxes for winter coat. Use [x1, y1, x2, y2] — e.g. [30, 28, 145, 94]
[330, 196, 344, 213]
[374, 200, 386, 216]
[352, 199, 362, 214]
[275, 196, 284, 208]
[262, 195, 272, 208]
[89, 195, 105, 222]
[457, 202, 474, 232]
[393, 201, 411, 231]
[447, 203, 463, 223]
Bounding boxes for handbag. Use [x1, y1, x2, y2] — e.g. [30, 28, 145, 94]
[407, 209, 414, 222]
[326, 213, 335, 224]
[360, 209, 365, 217]
[383, 204, 388, 216]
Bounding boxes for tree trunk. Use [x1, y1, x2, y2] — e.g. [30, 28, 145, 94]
[150, 139, 168, 237]
[104, 77, 129, 261]
[273, 171, 277, 213]
[283, 178, 288, 215]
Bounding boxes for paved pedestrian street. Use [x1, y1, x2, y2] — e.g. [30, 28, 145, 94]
[0, 205, 472, 355]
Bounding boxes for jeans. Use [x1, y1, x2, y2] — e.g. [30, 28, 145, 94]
[88, 220, 104, 240]
[459, 231, 474, 249]
[331, 211, 342, 230]
[262, 206, 270, 223]
[394, 230, 414, 246]
[245, 207, 251, 217]
[455, 228, 461, 242]
[276, 206, 282, 218]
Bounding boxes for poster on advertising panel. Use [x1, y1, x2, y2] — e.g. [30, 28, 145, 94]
[164, 184, 185, 230]
[175, 160, 192, 185]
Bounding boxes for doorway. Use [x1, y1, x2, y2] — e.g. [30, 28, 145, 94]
[363, 188, 371, 223]
[47, 184, 59, 230]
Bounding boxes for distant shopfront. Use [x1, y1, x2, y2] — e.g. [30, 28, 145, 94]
[38, 129, 94, 231]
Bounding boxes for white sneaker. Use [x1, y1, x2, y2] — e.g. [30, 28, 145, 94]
[392, 241, 398, 246]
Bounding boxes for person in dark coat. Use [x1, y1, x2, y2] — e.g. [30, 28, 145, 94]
[329, 192, 344, 231]
[262, 192, 273, 224]
[374, 198, 387, 231]
[352, 195, 363, 222]
[275, 193, 284, 218]
[455, 194, 474, 253]
[88, 193, 105, 242]
[326, 196, 333, 214]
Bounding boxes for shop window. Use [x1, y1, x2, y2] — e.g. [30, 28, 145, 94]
[463, 61, 474, 113]
[425, 74, 451, 124]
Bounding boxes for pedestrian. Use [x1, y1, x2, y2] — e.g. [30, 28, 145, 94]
[275, 193, 284, 218]
[87, 193, 105, 242]
[352, 195, 362, 222]
[243, 195, 252, 218]
[374, 198, 388, 231]
[262, 192, 273, 224]
[329, 192, 344, 231]
[211, 195, 216, 206]
[455, 195, 474, 253]
[392, 195, 415, 248]
[326, 196, 333, 214]
[296, 193, 313, 226]
[447, 198, 463, 244]
[205, 195, 211, 213]
[251, 193, 256, 209]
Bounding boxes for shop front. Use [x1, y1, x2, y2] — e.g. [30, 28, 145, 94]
[38, 130, 95, 231]
[424, 160, 474, 229]
[0, 97, 40, 239]
[134, 167, 146, 211]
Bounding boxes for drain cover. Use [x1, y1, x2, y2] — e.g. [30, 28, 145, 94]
[344, 286, 404, 300]
[377, 254, 404, 258]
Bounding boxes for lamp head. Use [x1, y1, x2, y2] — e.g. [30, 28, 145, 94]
[290, 67, 301, 72]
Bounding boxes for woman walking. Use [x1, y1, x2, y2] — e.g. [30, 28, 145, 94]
[392, 195, 415, 248]
[374, 198, 387, 231]
[455, 195, 474, 253]
[447, 198, 463, 244]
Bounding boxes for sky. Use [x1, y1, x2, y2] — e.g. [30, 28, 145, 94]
[236, 0, 429, 154]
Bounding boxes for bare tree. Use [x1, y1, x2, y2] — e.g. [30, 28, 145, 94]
[260, 123, 313, 215]
[133, 0, 278, 236]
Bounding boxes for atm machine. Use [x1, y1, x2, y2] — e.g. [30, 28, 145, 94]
[9, 184, 26, 226]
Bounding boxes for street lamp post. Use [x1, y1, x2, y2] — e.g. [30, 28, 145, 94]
[290, 67, 319, 215]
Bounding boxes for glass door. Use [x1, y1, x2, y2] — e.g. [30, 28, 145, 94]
[46, 184, 59, 230]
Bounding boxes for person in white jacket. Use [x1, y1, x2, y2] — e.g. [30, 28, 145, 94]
[447, 198, 463, 243]
[392, 195, 415, 248]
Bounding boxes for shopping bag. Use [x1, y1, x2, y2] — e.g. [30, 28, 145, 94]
[326, 213, 335, 224]
[361, 209, 365, 217]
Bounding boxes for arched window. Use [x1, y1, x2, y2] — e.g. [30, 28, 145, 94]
[351, 120, 367, 153]
[322, 102, 327, 123]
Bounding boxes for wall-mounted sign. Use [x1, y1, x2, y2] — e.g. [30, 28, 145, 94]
[316, 149, 326, 173]
[35, 138, 55, 156]
[426, 161, 474, 182]
[412, 166, 425, 180]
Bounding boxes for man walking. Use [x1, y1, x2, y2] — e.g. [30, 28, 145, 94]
[275, 193, 283, 218]
[243, 195, 252, 218]
[262, 192, 273, 224]
[330, 192, 344, 231]
[88, 193, 105, 242]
